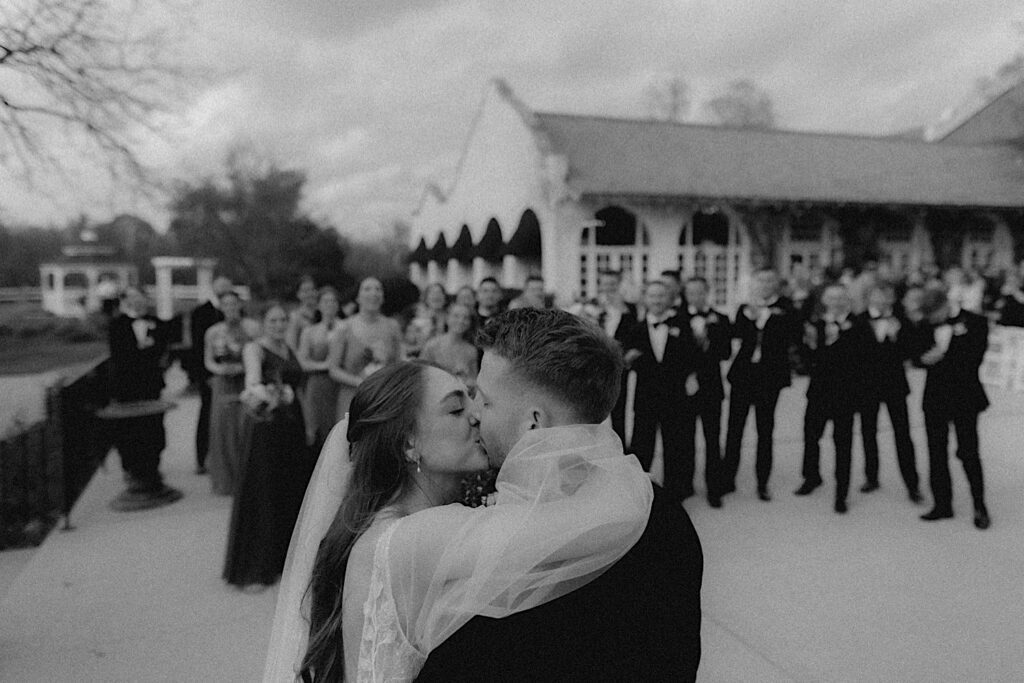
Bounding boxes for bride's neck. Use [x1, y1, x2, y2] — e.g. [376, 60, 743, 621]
[395, 473, 462, 515]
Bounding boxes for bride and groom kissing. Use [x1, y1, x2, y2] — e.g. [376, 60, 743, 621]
[264, 308, 704, 682]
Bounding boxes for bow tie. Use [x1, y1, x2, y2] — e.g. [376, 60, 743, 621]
[869, 313, 891, 321]
[690, 310, 709, 318]
[946, 317, 962, 326]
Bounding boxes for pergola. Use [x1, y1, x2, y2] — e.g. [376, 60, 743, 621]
[39, 244, 137, 318]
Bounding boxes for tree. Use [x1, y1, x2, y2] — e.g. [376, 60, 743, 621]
[702, 79, 776, 129]
[0, 0, 190, 182]
[974, 21, 1024, 93]
[644, 74, 690, 122]
[168, 152, 351, 299]
[0, 223, 63, 286]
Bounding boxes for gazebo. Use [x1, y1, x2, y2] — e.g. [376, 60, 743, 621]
[39, 240, 137, 318]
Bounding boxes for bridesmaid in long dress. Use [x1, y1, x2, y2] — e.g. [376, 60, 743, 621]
[223, 303, 313, 589]
[203, 290, 259, 495]
[327, 277, 403, 418]
[285, 275, 319, 351]
[296, 286, 343, 450]
[419, 303, 479, 392]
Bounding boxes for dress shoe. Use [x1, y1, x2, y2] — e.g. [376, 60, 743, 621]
[834, 499, 848, 514]
[720, 482, 736, 496]
[860, 481, 880, 493]
[680, 487, 695, 501]
[908, 489, 924, 504]
[973, 507, 991, 530]
[920, 508, 954, 522]
[794, 479, 822, 496]
[196, 466, 208, 475]
[707, 495, 722, 509]
[757, 487, 772, 502]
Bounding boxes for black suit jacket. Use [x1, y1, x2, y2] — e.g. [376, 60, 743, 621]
[853, 312, 912, 400]
[415, 484, 703, 682]
[108, 313, 172, 402]
[921, 311, 989, 415]
[727, 300, 799, 392]
[624, 314, 700, 405]
[682, 308, 732, 404]
[189, 300, 223, 382]
[801, 315, 873, 413]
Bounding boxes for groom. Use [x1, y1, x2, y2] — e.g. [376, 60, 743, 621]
[416, 308, 704, 682]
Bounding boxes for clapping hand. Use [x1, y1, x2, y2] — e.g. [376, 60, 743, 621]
[685, 373, 700, 397]
[623, 349, 643, 367]
[919, 346, 945, 366]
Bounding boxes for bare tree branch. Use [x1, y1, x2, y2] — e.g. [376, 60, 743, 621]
[0, 0, 198, 190]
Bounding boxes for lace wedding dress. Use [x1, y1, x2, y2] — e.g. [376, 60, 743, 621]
[355, 520, 425, 681]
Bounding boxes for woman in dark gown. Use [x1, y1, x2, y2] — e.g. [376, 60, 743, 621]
[223, 302, 314, 589]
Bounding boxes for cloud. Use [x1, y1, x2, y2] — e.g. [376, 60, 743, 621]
[4, 0, 1023, 244]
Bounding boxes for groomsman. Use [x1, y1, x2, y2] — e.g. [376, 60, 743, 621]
[794, 284, 872, 513]
[854, 283, 922, 502]
[189, 276, 232, 474]
[682, 277, 732, 508]
[624, 280, 700, 503]
[596, 269, 638, 445]
[723, 269, 799, 501]
[915, 288, 991, 529]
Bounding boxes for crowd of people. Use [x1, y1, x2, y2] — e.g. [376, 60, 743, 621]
[169, 259, 1003, 589]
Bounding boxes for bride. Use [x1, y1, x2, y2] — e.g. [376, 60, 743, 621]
[263, 360, 652, 681]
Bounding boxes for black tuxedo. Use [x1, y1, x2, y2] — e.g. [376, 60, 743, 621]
[107, 312, 172, 490]
[723, 299, 799, 492]
[918, 311, 989, 513]
[415, 484, 703, 682]
[853, 311, 919, 494]
[189, 300, 224, 469]
[624, 314, 701, 501]
[601, 302, 639, 445]
[682, 308, 732, 498]
[799, 314, 873, 504]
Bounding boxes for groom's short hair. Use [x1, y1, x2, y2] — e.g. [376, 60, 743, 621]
[476, 308, 624, 423]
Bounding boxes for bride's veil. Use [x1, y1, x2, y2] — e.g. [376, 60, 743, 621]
[263, 419, 352, 683]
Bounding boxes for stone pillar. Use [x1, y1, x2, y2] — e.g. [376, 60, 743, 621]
[154, 264, 174, 320]
[909, 212, 932, 273]
[85, 267, 100, 313]
[195, 259, 217, 303]
[991, 217, 1014, 271]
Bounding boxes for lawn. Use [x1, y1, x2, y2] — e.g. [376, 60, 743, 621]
[0, 337, 107, 375]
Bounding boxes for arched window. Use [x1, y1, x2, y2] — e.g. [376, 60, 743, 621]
[579, 206, 650, 298]
[64, 271, 88, 289]
[678, 208, 746, 311]
[472, 219, 504, 263]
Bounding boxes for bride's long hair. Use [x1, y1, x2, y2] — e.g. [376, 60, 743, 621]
[300, 361, 428, 681]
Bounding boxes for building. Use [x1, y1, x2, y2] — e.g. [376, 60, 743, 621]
[409, 78, 1024, 311]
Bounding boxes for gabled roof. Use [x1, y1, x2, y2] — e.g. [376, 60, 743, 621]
[534, 112, 1024, 209]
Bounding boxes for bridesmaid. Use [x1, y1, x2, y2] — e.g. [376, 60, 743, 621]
[419, 303, 479, 392]
[224, 302, 313, 589]
[203, 290, 258, 495]
[296, 286, 343, 449]
[327, 277, 403, 418]
[286, 275, 319, 351]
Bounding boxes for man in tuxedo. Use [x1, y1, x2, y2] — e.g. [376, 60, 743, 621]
[915, 288, 991, 529]
[660, 268, 684, 312]
[682, 277, 733, 508]
[107, 288, 181, 507]
[854, 282, 922, 502]
[596, 269, 638, 445]
[475, 277, 505, 326]
[723, 268, 799, 501]
[416, 307, 703, 682]
[623, 280, 701, 503]
[507, 274, 548, 310]
[189, 276, 232, 474]
[793, 284, 872, 513]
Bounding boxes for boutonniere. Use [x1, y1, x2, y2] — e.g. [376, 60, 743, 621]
[706, 312, 718, 324]
[668, 326, 681, 337]
[953, 322, 968, 336]
[839, 319, 852, 332]
[768, 307, 784, 317]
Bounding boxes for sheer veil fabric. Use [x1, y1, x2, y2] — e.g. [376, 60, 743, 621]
[263, 420, 653, 682]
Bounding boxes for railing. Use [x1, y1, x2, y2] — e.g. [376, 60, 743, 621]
[0, 358, 112, 549]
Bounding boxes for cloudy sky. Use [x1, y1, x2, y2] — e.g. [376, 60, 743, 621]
[4, 0, 1022, 241]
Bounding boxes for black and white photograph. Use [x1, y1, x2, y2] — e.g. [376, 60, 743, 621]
[1, 1, 1023, 681]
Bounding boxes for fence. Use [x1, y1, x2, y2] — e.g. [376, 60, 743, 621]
[0, 358, 112, 549]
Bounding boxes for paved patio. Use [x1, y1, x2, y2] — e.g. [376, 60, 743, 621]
[0, 369, 1021, 682]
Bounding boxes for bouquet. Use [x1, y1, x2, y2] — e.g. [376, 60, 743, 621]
[460, 468, 499, 508]
[239, 383, 295, 421]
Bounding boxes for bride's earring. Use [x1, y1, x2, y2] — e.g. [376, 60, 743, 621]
[406, 447, 421, 473]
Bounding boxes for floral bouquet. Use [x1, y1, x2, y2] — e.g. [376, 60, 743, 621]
[239, 382, 295, 421]
[360, 345, 388, 379]
[460, 468, 498, 508]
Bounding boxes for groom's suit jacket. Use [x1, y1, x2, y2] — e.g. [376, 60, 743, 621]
[415, 483, 703, 682]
